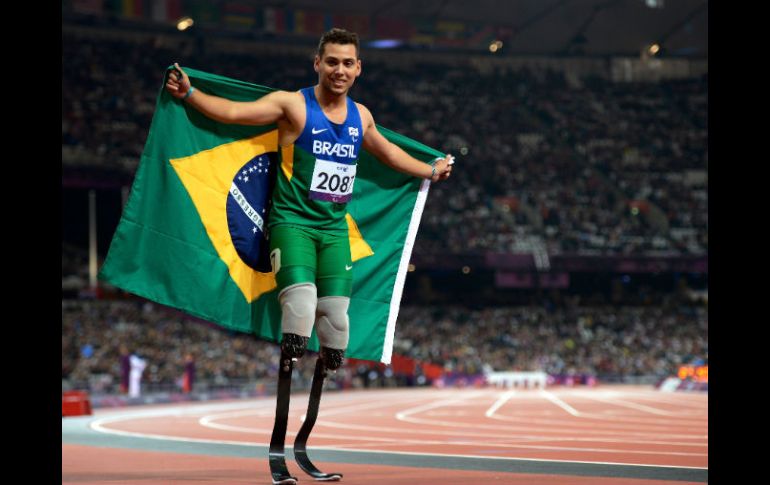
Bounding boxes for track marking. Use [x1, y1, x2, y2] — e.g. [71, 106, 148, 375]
[320, 447, 708, 470]
[81, 387, 708, 470]
[84, 421, 710, 470]
[201, 394, 431, 432]
[87, 414, 710, 470]
[395, 390, 489, 421]
[90, 416, 263, 447]
[91, 415, 707, 458]
[582, 395, 686, 416]
[389, 410, 705, 440]
[485, 390, 516, 417]
[314, 419, 707, 447]
[535, 390, 708, 423]
[339, 441, 707, 457]
[540, 390, 582, 416]
[558, 389, 708, 415]
[487, 409, 708, 429]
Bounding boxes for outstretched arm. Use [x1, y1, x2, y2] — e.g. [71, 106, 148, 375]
[358, 103, 453, 182]
[166, 63, 292, 126]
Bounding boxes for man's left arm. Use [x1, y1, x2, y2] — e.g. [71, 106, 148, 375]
[358, 103, 452, 182]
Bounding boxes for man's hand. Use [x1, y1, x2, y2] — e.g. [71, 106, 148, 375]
[165, 63, 191, 99]
[431, 154, 454, 182]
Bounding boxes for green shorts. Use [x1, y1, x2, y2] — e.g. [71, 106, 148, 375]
[269, 224, 352, 297]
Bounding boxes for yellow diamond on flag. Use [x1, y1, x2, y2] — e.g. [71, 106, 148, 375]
[170, 131, 279, 302]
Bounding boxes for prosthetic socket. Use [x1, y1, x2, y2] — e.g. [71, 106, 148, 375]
[279, 283, 349, 369]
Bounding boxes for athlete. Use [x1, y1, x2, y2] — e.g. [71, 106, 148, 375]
[166, 28, 453, 484]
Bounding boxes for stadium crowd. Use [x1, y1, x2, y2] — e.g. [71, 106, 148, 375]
[395, 303, 707, 379]
[62, 31, 707, 258]
[63, 298, 283, 393]
[62, 296, 707, 394]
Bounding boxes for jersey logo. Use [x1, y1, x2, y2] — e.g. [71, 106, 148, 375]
[345, 264, 353, 271]
[312, 140, 357, 159]
[348, 126, 359, 142]
[270, 248, 281, 274]
[311, 127, 328, 135]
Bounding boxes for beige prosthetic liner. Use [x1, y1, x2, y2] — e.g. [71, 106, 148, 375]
[315, 296, 350, 351]
[278, 283, 317, 341]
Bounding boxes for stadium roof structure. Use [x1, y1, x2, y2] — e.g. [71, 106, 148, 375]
[274, 0, 707, 58]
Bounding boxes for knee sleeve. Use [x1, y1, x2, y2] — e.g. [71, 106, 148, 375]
[315, 296, 350, 351]
[279, 283, 317, 340]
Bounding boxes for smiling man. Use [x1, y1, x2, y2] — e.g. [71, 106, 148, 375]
[166, 28, 453, 484]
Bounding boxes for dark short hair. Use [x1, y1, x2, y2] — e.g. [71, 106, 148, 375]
[317, 28, 360, 58]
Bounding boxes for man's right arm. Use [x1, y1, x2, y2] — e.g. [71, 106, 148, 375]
[166, 63, 289, 126]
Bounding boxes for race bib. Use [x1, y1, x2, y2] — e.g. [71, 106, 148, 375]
[309, 159, 357, 203]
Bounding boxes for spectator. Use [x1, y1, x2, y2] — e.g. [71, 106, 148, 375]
[182, 353, 196, 394]
[128, 352, 147, 398]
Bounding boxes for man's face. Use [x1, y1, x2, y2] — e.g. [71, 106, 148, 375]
[314, 43, 361, 96]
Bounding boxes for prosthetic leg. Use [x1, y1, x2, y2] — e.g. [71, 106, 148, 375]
[294, 348, 344, 481]
[269, 340, 344, 483]
[269, 284, 316, 484]
[269, 335, 306, 485]
[292, 295, 349, 481]
[268, 286, 349, 483]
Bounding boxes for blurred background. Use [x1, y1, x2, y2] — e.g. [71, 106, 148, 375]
[62, 0, 707, 406]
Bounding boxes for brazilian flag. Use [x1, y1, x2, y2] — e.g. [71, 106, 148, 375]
[99, 67, 442, 363]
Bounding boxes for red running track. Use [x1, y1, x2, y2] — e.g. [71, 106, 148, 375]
[63, 385, 707, 484]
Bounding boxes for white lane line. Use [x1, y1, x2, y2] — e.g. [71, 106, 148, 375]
[584, 396, 683, 416]
[536, 390, 702, 421]
[540, 390, 583, 417]
[407, 441, 706, 457]
[608, 394, 709, 412]
[83, 416, 712, 469]
[199, 409, 275, 432]
[485, 390, 517, 417]
[85, 400, 709, 469]
[618, 391, 708, 404]
[90, 417, 260, 447]
[91, 417, 707, 459]
[395, 390, 490, 421]
[323, 447, 708, 469]
[486, 409, 708, 429]
[201, 394, 430, 433]
[556, 390, 707, 416]
[390, 412, 705, 440]
[92, 400, 274, 418]
[315, 418, 707, 447]
[298, 392, 432, 421]
[376, 412, 704, 440]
